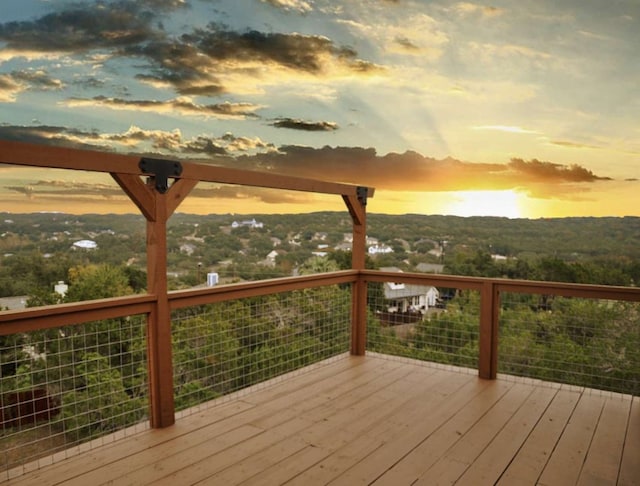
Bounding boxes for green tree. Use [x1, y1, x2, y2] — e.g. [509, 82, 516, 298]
[172, 310, 241, 409]
[65, 264, 133, 301]
[58, 353, 145, 439]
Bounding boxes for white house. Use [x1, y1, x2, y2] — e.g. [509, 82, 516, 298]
[72, 239, 97, 250]
[381, 268, 439, 314]
[231, 218, 263, 229]
[180, 243, 197, 255]
[263, 250, 279, 267]
[368, 244, 393, 255]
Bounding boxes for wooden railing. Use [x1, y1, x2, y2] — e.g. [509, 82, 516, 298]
[361, 271, 640, 382]
[3, 270, 639, 430]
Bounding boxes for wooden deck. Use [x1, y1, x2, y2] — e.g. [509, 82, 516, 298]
[5, 354, 639, 485]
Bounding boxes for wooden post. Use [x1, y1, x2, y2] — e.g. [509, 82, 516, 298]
[479, 281, 500, 379]
[112, 171, 197, 428]
[145, 200, 175, 427]
[344, 188, 368, 356]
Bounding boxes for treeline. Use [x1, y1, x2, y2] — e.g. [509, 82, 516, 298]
[2, 212, 640, 301]
[444, 250, 640, 287]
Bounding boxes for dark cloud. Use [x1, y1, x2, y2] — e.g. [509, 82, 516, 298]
[4, 176, 313, 207]
[65, 95, 262, 118]
[176, 84, 226, 96]
[137, 0, 190, 10]
[128, 39, 221, 94]
[0, 74, 22, 100]
[507, 158, 611, 182]
[2, 123, 613, 202]
[242, 145, 492, 190]
[217, 133, 276, 152]
[394, 36, 420, 52]
[0, 125, 108, 150]
[234, 146, 615, 197]
[0, 2, 161, 52]
[127, 24, 381, 95]
[11, 69, 64, 90]
[72, 76, 107, 90]
[0, 124, 275, 157]
[0, 3, 380, 100]
[182, 24, 382, 74]
[0, 71, 62, 101]
[271, 118, 338, 131]
[188, 184, 314, 205]
[6, 179, 123, 198]
[183, 137, 227, 156]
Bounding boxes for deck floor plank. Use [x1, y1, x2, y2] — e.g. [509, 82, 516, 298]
[496, 388, 582, 486]
[454, 385, 559, 485]
[371, 379, 514, 486]
[410, 383, 536, 485]
[577, 396, 633, 486]
[537, 392, 606, 486]
[3, 355, 636, 486]
[618, 397, 640, 486]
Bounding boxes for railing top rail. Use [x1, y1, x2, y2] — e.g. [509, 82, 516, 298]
[0, 140, 374, 198]
[493, 278, 640, 301]
[361, 269, 640, 302]
[169, 270, 359, 309]
[0, 294, 155, 336]
[2, 270, 638, 336]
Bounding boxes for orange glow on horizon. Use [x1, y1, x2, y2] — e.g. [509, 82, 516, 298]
[447, 190, 523, 218]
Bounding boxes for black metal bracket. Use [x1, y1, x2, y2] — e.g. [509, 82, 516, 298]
[357, 186, 368, 206]
[139, 158, 183, 194]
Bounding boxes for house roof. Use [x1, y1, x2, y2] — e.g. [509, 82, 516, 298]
[379, 267, 438, 299]
[384, 283, 438, 299]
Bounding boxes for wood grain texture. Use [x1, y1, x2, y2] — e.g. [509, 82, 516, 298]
[4, 355, 636, 486]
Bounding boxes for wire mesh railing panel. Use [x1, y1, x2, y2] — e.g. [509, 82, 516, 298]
[498, 293, 640, 395]
[366, 281, 480, 370]
[171, 284, 352, 412]
[0, 315, 148, 475]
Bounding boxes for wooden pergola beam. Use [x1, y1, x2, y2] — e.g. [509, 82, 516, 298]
[0, 140, 373, 198]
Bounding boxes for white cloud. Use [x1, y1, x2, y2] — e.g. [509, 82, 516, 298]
[473, 125, 540, 134]
[453, 2, 505, 18]
[260, 0, 313, 13]
[337, 12, 448, 60]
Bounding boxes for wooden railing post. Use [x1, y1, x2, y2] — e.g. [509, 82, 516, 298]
[112, 168, 197, 428]
[145, 205, 175, 427]
[344, 188, 369, 355]
[479, 281, 500, 379]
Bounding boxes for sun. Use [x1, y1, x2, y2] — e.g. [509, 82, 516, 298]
[449, 190, 523, 218]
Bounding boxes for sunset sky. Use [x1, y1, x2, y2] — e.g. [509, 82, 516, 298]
[0, 0, 638, 218]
